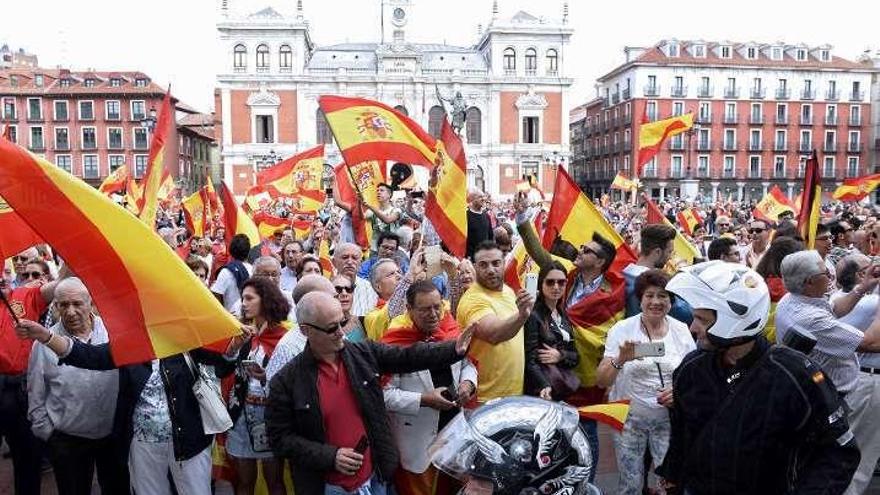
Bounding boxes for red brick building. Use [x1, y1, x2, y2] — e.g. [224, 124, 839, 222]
[572, 39, 875, 202]
[0, 67, 176, 186]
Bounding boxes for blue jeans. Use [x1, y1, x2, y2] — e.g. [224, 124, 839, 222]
[580, 418, 599, 483]
[325, 474, 389, 495]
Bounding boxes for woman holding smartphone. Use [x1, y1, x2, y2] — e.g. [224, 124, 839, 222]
[595, 269, 695, 495]
[225, 277, 291, 495]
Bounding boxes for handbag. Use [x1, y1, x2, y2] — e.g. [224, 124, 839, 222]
[541, 363, 581, 399]
[183, 353, 234, 435]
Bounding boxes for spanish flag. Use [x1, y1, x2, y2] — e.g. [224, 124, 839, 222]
[219, 181, 260, 247]
[610, 172, 636, 192]
[0, 138, 240, 365]
[833, 174, 880, 202]
[137, 90, 174, 228]
[798, 151, 822, 249]
[0, 195, 43, 260]
[289, 189, 327, 214]
[124, 177, 143, 215]
[426, 120, 468, 258]
[334, 161, 384, 248]
[252, 212, 289, 240]
[98, 165, 129, 196]
[243, 184, 277, 212]
[675, 208, 703, 236]
[157, 171, 176, 204]
[753, 185, 795, 223]
[292, 218, 312, 240]
[542, 167, 637, 386]
[318, 239, 333, 277]
[256, 145, 325, 196]
[636, 113, 694, 176]
[202, 179, 219, 218]
[578, 401, 630, 432]
[643, 194, 700, 267]
[318, 95, 436, 169]
[181, 190, 207, 238]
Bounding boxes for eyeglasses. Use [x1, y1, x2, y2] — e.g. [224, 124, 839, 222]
[815, 235, 833, 241]
[749, 228, 765, 234]
[12, 256, 31, 263]
[580, 245, 598, 257]
[334, 285, 354, 294]
[544, 279, 567, 287]
[301, 318, 350, 335]
[22, 271, 43, 280]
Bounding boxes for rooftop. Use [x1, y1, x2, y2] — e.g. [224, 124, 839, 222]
[0, 68, 165, 96]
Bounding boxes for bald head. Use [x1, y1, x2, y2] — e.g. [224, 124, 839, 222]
[296, 291, 341, 329]
[55, 277, 91, 303]
[291, 274, 335, 303]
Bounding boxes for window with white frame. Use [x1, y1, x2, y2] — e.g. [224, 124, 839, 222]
[823, 156, 835, 177]
[847, 157, 859, 177]
[775, 130, 787, 151]
[774, 156, 785, 177]
[54, 127, 69, 150]
[546, 49, 558, 74]
[801, 104, 812, 124]
[746, 47, 757, 59]
[821, 50, 830, 61]
[108, 155, 125, 171]
[849, 130, 860, 151]
[800, 130, 812, 152]
[850, 105, 861, 125]
[279, 45, 293, 69]
[646, 101, 657, 121]
[105, 100, 121, 120]
[134, 154, 148, 178]
[110, 78, 121, 87]
[83, 155, 99, 179]
[256, 44, 270, 71]
[525, 48, 537, 73]
[81, 127, 97, 149]
[723, 156, 735, 177]
[34, 74, 43, 87]
[771, 47, 782, 60]
[4, 125, 16, 143]
[824, 130, 836, 151]
[668, 42, 679, 57]
[796, 49, 806, 61]
[255, 114, 275, 143]
[108, 128, 123, 149]
[697, 155, 709, 177]
[54, 100, 68, 121]
[29, 126, 44, 149]
[55, 155, 71, 173]
[725, 102, 736, 121]
[698, 101, 711, 121]
[522, 116, 540, 144]
[720, 45, 731, 58]
[671, 155, 683, 177]
[79, 101, 94, 120]
[672, 101, 684, 116]
[749, 156, 761, 178]
[27, 98, 42, 120]
[723, 129, 736, 149]
[693, 44, 705, 57]
[749, 129, 761, 150]
[2, 98, 16, 119]
[133, 128, 148, 149]
[234, 44, 247, 71]
[503, 47, 516, 71]
[131, 100, 146, 121]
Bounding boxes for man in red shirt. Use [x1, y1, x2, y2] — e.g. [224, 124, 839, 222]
[1, 255, 66, 495]
[266, 291, 474, 494]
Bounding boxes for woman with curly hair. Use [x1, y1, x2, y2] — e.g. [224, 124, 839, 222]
[225, 276, 291, 495]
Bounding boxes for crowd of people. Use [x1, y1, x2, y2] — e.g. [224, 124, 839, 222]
[3, 181, 880, 495]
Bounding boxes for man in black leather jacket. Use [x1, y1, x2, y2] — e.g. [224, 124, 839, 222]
[266, 291, 474, 495]
[656, 261, 859, 494]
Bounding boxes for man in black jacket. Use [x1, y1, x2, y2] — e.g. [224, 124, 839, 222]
[266, 291, 473, 495]
[656, 261, 859, 494]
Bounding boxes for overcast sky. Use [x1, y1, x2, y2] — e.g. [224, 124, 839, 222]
[3, 0, 877, 113]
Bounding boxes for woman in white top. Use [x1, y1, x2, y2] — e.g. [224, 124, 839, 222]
[596, 269, 696, 495]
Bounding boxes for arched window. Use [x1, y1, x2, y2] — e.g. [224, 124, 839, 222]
[546, 49, 558, 75]
[233, 44, 247, 71]
[428, 105, 446, 138]
[394, 105, 408, 116]
[525, 48, 537, 73]
[316, 108, 333, 144]
[466, 107, 482, 144]
[279, 45, 293, 70]
[256, 44, 270, 71]
[503, 47, 516, 71]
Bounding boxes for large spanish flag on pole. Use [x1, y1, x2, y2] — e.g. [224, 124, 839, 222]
[798, 151, 822, 249]
[833, 173, 880, 202]
[753, 185, 795, 222]
[542, 167, 637, 386]
[426, 119, 468, 258]
[636, 113, 694, 177]
[0, 138, 239, 365]
[0, 195, 43, 260]
[255, 145, 325, 195]
[138, 90, 174, 228]
[219, 181, 260, 247]
[643, 194, 700, 267]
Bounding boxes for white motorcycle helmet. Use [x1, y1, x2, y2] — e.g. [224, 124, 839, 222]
[666, 260, 770, 347]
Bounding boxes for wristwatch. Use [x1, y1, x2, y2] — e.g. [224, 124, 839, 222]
[611, 358, 623, 370]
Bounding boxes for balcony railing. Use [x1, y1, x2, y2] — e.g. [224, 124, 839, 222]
[849, 116, 862, 126]
[723, 114, 738, 124]
[750, 88, 766, 99]
[671, 85, 688, 97]
[722, 169, 736, 178]
[800, 115, 813, 125]
[611, 93, 620, 105]
[801, 88, 815, 100]
[696, 114, 712, 124]
[775, 88, 790, 100]
[749, 114, 765, 125]
[748, 140, 764, 151]
[723, 140, 739, 151]
[826, 89, 839, 101]
[823, 142, 837, 152]
[848, 142, 862, 153]
[774, 141, 788, 152]
[775, 114, 789, 125]
[697, 86, 713, 98]
[622, 88, 631, 100]
[644, 85, 660, 97]
[825, 115, 838, 125]
[850, 91, 864, 102]
[724, 87, 740, 98]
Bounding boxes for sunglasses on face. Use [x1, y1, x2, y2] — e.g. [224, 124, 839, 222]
[302, 318, 350, 335]
[22, 271, 43, 280]
[544, 279, 567, 287]
[580, 245, 598, 256]
[749, 228, 765, 234]
[12, 256, 31, 263]
[334, 285, 354, 294]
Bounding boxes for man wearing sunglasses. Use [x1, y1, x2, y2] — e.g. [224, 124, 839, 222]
[266, 291, 474, 495]
[742, 220, 769, 268]
[827, 219, 856, 268]
[10, 247, 39, 289]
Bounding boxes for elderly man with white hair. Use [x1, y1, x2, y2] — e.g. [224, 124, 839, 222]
[828, 254, 880, 495]
[333, 242, 378, 317]
[27, 278, 127, 494]
[776, 250, 880, 399]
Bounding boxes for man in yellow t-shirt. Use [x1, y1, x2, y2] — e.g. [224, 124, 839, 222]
[457, 240, 535, 402]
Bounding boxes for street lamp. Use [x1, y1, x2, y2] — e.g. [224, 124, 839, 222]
[140, 106, 157, 132]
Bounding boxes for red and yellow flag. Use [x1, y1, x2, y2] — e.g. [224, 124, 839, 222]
[578, 401, 630, 432]
[542, 167, 637, 386]
[288, 189, 327, 214]
[291, 218, 312, 240]
[643, 194, 699, 267]
[182, 190, 207, 238]
[676, 208, 704, 236]
[157, 171, 176, 204]
[252, 212, 289, 240]
[256, 145, 324, 195]
[98, 165, 129, 196]
[0, 138, 239, 365]
[137, 90, 174, 228]
[636, 113, 694, 176]
[0, 195, 43, 260]
[833, 174, 880, 202]
[610, 172, 636, 192]
[798, 151, 822, 249]
[318, 239, 333, 277]
[219, 181, 260, 247]
[425, 120, 468, 258]
[244, 184, 277, 213]
[754, 185, 796, 223]
[334, 161, 384, 248]
[318, 95, 436, 169]
[124, 178, 143, 215]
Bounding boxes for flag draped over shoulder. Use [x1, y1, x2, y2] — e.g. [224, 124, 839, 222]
[182, 190, 207, 238]
[541, 167, 637, 386]
[798, 151, 822, 249]
[754, 185, 796, 223]
[256, 145, 324, 195]
[426, 120, 468, 258]
[0, 139, 240, 365]
[98, 165, 129, 196]
[833, 174, 880, 202]
[137, 90, 173, 228]
[676, 208, 703, 236]
[643, 194, 700, 267]
[636, 113, 694, 176]
[219, 181, 260, 247]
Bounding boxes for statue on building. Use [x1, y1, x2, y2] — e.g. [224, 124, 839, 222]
[435, 85, 467, 134]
